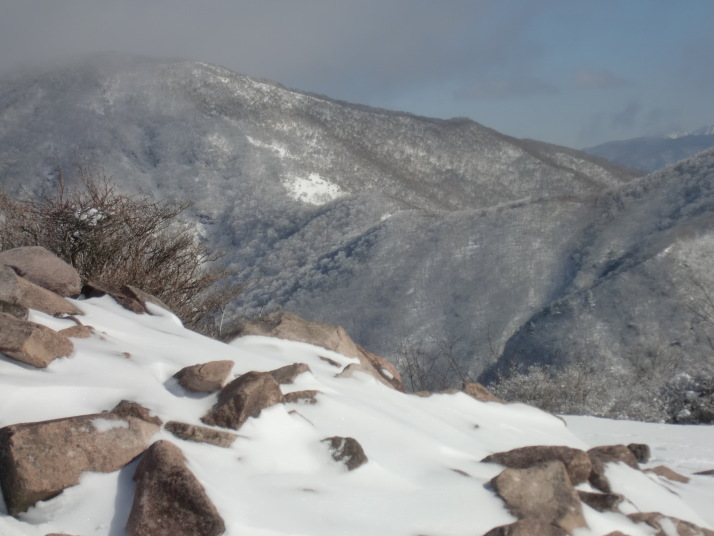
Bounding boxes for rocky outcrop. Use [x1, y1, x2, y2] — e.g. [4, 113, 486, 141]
[490, 460, 587, 534]
[174, 360, 235, 393]
[588, 445, 640, 492]
[227, 311, 404, 391]
[462, 382, 505, 403]
[126, 440, 225, 536]
[201, 371, 284, 430]
[0, 413, 159, 515]
[628, 512, 714, 536]
[267, 362, 311, 384]
[483, 519, 568, 536]
[0, 312, 74, 368]
[0, 246, 82, 297]
[0, 265, 83, 316]
[321, 436, 368, 471]
[482, 445, 592, 485]
[164, 421, 237, 448]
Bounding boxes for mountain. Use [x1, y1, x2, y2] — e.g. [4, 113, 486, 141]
[584, 129, 714, 172]
[1, 278, 713, 535]
[0, 54, 645, 383]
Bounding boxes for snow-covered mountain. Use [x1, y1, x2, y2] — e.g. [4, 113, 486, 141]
[584, 129, 714, 172]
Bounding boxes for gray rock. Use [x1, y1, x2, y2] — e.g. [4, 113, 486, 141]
[267, 362, 311, 384]
[284, 390, 321, 405]
[0, 299, 28, 320]
[82, 281, 147, 314]
[588, 445, 639, 492]
[0, 266, 83, 316]
[482, 445, 592, 485]
[321, 436, 368, 471]
[627, 443, 651, 464]
[201, 371, 284, 430]
[0, 312, 74, 368]
[645, 465, 690, 483]
[111, 400, 163, 427]
[174, 360, 234, 393]
[490, 460, 588, 534]
[0, 413, 159, 515]
[126, 440, 225, 536]
[0, 246, 81, 297]
[164, 421, 237, 448]
[577, 490, 624, 512]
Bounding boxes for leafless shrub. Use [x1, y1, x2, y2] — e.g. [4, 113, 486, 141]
[0, 163, 241, 334]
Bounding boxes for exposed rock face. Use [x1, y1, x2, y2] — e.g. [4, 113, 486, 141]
[482, 445, 592, 485]
[0, 413, 159, 515]
[201, 371, 284, 430]
[284, 390, 321, 405]
[462, 382, 505, 403]
[646, 465, 690, 483]
[490, 460, 587, 534]
[627, 443, 651, 463]
[321, 436, 368, 471]
[111, 400, 163, 427]
[588, 445, 639, 492]
[0, 265, 83, 316]
[577, 491, 624, 512]
[126, 440, 225, 536]
[164, 421, 237, 448]
[82, 281, 147, 314]
[267, 362, 311, 384]
[628, 512, 714, 536]
[483, 519, 568, 536]
[174, 360, 234, 393]
[0, 246, 82, 297]
[0, 299, 28, 319]
[0, 312, 74, 368]
[227, 311, 404, 391]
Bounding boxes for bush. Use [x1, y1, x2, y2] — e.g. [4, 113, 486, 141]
[0, 164, 241, 334]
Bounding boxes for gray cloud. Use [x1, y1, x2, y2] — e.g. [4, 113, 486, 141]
[572, 68, 628, 90]
[610, 101, 642, 130]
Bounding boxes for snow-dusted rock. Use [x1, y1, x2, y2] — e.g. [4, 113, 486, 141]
[321, 436, 368, 471]
[0, 413, 159, 515]
[587, 445, 639, 492]
[127, 440, 225, 536]
[627, 442, 651, 463]
[463, 382, 505, 403]
[576, 490, 624, 513]
[0, 266, 83, 316]
[164, 421, 237, 448]
[267, 362, 311, 384]
[628, 512, 714, 536]
[0, 246, 81, 297]
[483, 519, 568, 536]
[482, 445, 592, 485]
[82, 280, 147, 314]
[111, 400, 163, 427]
[0, 312, 74, 368]
[174, 360, 234, 393]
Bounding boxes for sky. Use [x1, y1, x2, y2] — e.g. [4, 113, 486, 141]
[1, 0, 713, 148]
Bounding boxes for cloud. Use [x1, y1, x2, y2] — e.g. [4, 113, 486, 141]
[610, 101, 642, 130]
[572, 68, 628, 90]
[454, 76, 558, 100]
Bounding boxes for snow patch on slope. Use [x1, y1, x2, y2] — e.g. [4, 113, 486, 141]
[282, 172, 345, 205]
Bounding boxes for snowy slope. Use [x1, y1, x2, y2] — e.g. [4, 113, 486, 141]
[1, 298, 712, 535]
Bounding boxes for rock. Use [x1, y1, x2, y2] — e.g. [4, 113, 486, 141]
[483, 519, 568, 536]
[319, 355, 341, 367]
[227, 311, 404, 390]
[0, 266, 83, 316]
[588, 445, 639, 492]
[284, 390, 321, 405]
[174, 360, 234, 393]
[59, 324, 94, 339]
[627, 443, 651, 463]
[321, 436, 368, 471]
[201, 371, 284, 430]
[126, 440, 225, 536]
[462, 382, 505, 403]
[482, 445, 592, 485]
[0, 413, 159, 515]
[0, 312, 74, 368]
[694, 469, 714, 476]
[164, 421, 237, 448]
[628, 512, 714, 536]
[0, 299, 28, 319]
[577, 490, 624, 512]
[267, 362, 311, 384]
[645, 465, 690, 483]
[123, 285, 173, 314]
[490, 460, 588, 534]
[0, 246, 81, 297]
[82, 281, 147, 314]
[111, 400, 163, 426]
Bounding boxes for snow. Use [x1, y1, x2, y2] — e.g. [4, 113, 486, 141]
[0, 298, 712, 535]
[281, 172, 345, 205]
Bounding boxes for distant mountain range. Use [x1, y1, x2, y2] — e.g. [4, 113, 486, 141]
[1, 54, 713, 391]
[584, 127, 714, 172]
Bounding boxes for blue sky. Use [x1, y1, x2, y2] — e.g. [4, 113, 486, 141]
[1, 0, 713, 148]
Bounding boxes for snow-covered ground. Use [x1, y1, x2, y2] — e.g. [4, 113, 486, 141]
[1, 297, 712, 535]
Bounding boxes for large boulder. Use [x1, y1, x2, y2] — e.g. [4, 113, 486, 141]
[173, 360, 235, 393]
[227, 311, 404, 391]
[201, 371, 284, 430]
[0, 266, 83, 316]
[0, 246, 81, 297]
[482, 445, 592, 485]
[490, 460, 587, 534]
[0, 413, 159, 515]
[126, 440, 225, 536]
[0, 312, 74, 368]
[588, 445, 639, 492]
